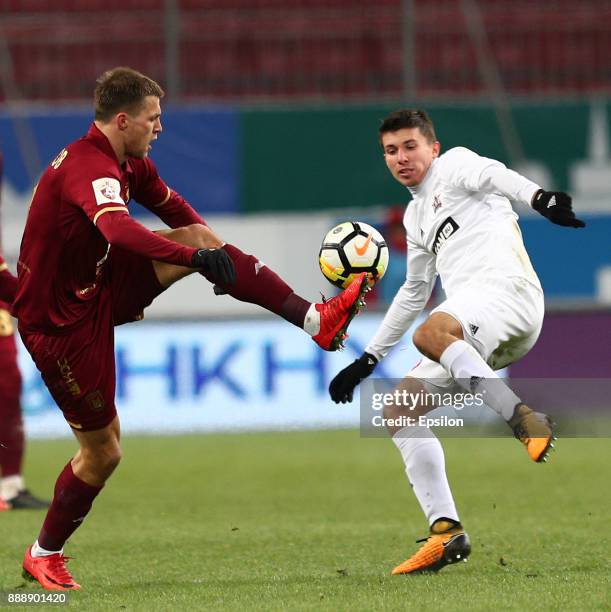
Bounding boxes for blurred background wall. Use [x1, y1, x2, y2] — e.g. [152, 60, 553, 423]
[1, 0, 609, 434]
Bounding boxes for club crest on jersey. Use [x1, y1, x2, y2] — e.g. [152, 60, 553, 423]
[100, 181, 117, 199]
[432, 195, 443, 212]
[432, 216, 459, 255]
[92, 177, 125, 206]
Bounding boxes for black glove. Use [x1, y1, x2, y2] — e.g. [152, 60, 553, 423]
[329, 352, 378, 404]
[191, 248, 236, 285]
[531, 190, 585, 228]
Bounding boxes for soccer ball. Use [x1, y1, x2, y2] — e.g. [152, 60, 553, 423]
[319, 221, 389, 289]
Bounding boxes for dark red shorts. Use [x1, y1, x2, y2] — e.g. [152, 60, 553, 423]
[21, 247, 164, 432]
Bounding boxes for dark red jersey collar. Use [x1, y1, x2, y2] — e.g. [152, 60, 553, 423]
[85, 123, 134, 174]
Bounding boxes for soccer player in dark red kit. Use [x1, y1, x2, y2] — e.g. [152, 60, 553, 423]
[0, 150, 49, 511]
[14, 66, 367, 590]
[0, 255, 50, 511]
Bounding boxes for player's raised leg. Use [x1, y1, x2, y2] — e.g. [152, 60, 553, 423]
[384, 374, 471, 574]
[414, 312, 554, 462]
[23, 417, 121, 590]
[151, 224, 369, 351]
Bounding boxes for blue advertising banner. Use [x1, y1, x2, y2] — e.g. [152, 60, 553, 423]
[0, 106, 239, 214]
[18, 315, 424, 439]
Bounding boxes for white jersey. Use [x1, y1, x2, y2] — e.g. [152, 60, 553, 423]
[366, 146, 542, 361]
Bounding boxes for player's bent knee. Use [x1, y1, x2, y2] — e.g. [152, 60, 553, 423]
[383, 403, 401, 421]
[412, 323, 434, 355]
[80, 443, 122, 480]
[183, 223, 223, 249]
[158, 224, 223, 250]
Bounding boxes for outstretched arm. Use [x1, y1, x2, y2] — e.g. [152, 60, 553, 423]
[479, 165, 585, 227]
[365, 276, 436, 361]
[444, 147, 586, 228]
[96, 212, 235, 282]
[96, 211, 198, 266]
[329, 238, 436, 404]
[329, 276, 434, 404]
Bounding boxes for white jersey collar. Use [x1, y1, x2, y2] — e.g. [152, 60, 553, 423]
[406, 157, 438, 198]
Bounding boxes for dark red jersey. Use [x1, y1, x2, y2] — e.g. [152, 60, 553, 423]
[14, 123, 204, 335]
[0, 256, 18, 371]
[0, 256, 18, 372]
[0, 254, 17, 305]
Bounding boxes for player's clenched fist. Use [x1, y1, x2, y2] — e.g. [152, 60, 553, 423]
[531, 190, 586, 228]
[329, 352, 378, 403]
[191, 248, 236, 284]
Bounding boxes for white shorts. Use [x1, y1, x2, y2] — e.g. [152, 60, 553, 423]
[408, 277, 544, 390]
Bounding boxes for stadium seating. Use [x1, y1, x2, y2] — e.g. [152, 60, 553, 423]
[0, 0, 609, 101]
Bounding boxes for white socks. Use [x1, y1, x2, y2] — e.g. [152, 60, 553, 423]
[0, 475, 24, 501]
[303, 303, 320, 336]
[439, 340, 520, 421]
[392, 425, 459, 526]
[31, 540, 63, 558]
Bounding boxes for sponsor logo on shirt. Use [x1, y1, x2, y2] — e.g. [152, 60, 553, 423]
[432, 194, 443, 212]
[92, 177, 125, 206]
[432, 216, 460, 255]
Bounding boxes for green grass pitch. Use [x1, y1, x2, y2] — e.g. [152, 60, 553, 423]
[1, 430, 610, 610]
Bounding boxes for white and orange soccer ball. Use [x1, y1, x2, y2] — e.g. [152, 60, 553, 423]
[319, 221, 389, 289]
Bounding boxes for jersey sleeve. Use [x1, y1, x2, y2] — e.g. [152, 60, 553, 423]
[364, 225, 437, 361]
[441, 147, 541, 206]
[64, 164, 129, 226]
[95, 211, 197, 267]
[365, 276, 435, 361]
[132, 158, 206, 228]
[406, 233, 437, 283]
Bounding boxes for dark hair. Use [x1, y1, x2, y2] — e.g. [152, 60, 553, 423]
[94, 67, 165, 122]
[379, 109, 437, 143]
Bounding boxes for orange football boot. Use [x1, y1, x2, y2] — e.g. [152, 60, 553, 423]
[392, 521, 471, 575]
[509, 403, 555, 462]
[0, 497, 10, 511]
[312, 272, 369, 351]
[22, 546, 81, 590]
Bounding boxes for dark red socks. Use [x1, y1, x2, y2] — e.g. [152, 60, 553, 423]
[203, 244, 311, 328]
[38, 461, 103, 551]
[0, 385, 24, 477]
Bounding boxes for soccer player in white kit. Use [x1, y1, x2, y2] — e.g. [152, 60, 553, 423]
[329, 109, 585, 574]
